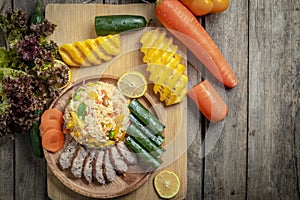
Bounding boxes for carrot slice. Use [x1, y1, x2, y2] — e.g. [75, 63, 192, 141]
[40, 108, 64, 135]
[41, 108, 64, 125]
[63, 128, 70, 135]
[42, 129, 65, 152]
[188, 80, 228, 122]
[155, 0, 237, 88]
[40, 120, 62, 136]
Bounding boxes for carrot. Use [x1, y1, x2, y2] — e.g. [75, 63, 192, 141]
[155, 0, 237, 88]
[40, 108, 64, 135]
[42, 129, 65, 152]
[63, 128, 70, 135]
[187, 80, 228, 122]
[40, 120, 62, 136]
[41, 108, 64, 125]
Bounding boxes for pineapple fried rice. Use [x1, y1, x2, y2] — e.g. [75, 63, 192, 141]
[64, 81, 130, 148]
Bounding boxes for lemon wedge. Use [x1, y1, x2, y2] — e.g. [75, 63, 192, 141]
[117, 71, 147, 98]
[154, 170, 181, 199]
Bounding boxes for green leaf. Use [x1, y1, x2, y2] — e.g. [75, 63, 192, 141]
[0, 47, 21, 69]
[29, 121, 44, 158]
[73, 88, 83, 101]
[77, 102, 87, 119]
[0, 100, 9, 115]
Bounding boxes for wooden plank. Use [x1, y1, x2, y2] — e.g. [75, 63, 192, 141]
[295, 107, 300, 192]
[0, 2, 14, 200]
[203, 0, 249, 199]
[15, 134, 48, 200]
[0, 0, 11, 47]
[13, 0, 35, 16]
[185, 13, 205, 197]
[107, 0, 142, 4]
[186, 53, 204, 199]
[248, 0, 300, 199]
[45, 2, 187, 199]
[0, 138, 14, 200]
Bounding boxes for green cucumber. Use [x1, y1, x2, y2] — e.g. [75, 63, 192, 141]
[125, 136, 162, 170]
[94, 15, 147, 36]
[129, 114, 164, 146]
[128, 99, 165, 135]
[127, 124, 165, 158]
[29, 121, 44, 158]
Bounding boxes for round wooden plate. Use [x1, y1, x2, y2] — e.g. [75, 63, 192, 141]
[44, 75, 159, 199]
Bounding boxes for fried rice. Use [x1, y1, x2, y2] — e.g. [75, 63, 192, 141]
[64, 81, 130, 148]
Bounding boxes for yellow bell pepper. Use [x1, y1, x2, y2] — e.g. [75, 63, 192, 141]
[87, 91, 98, 100]
[73, 129, 81, 138]
[180, 0, 230, 16]
[103, 140, 115, 147]
[69, 111, 84, 129]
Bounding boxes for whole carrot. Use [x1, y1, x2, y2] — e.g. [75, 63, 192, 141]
[155, 0, 237, 88]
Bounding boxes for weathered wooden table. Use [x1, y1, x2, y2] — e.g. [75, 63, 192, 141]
[0, 0, 299, 199]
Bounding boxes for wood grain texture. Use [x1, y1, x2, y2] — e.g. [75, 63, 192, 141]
[186, 52, 204, 199]
[15, 134, 48, 200]
[202, 0, 249, 199]
[185, 15, 205, 197]
[0, 138, 14, 200]
[0, 0, 12, 34]
[45, 3, 187, 199]
[1, 2, 14, 200]
[1, 0, 299, 199]
[295, 107, 300, 194]
[248, 0, 300, 199]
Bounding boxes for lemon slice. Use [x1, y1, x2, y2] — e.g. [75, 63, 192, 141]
[117, 71, 147, 98]
[154, 170, 181, 199]
[53, 59, 72, 90]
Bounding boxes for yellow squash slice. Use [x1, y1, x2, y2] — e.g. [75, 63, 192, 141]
[140, 29, 188, 106]
[59, 34, 121, 67]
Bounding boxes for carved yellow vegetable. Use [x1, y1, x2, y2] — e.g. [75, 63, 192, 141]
[140, 29, 188, 106]
[59, 34, 121, 67]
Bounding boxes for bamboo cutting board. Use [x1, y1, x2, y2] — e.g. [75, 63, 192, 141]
[45, 3, 187, 199]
